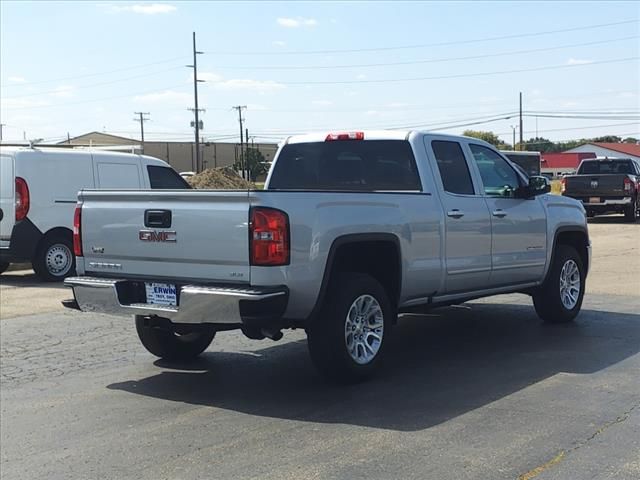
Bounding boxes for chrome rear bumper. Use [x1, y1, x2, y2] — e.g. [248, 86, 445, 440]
[64, 276, 287, 325]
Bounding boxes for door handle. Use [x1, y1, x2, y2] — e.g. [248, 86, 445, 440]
[492, 209, 507, 218]
[447, 209, 465, 219]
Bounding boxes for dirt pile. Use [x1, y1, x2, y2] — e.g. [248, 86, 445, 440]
[186, 167, 253, 189]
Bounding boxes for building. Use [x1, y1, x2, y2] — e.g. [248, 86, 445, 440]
[540, 152, 596, 178]
[58, 131, 279, 173]
[564, 143, 640, 162]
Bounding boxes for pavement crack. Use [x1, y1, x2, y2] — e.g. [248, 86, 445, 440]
[516, 399, 640, 480]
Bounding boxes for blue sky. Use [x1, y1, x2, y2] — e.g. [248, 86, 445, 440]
[1, 1, 638, 146]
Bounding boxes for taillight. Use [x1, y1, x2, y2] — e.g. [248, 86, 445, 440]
[560, 177, 567, 194]
[250, 207, 289, 266]
[15, 177, 30, 221]
[73, 204, 83, 257]
[623, 177, 632, 193]
[325, 131, 364, 141]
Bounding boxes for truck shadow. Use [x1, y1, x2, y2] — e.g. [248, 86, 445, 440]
[0, 271, 66, 289]
[107, 302, 640, 432]
[588, 215, 638, 224]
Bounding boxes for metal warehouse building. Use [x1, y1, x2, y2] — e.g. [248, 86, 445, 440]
[58, 132, 279, 173]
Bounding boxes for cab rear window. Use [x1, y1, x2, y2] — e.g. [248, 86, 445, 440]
[268, 140, 421, 191]
[578, 160, 635, 175]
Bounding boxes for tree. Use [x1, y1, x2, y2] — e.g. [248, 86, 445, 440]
[236, 148, 268, 181]
[462, 129, 507, 148]
[592, 135, 622, 143]
[623, 137, 639, 144]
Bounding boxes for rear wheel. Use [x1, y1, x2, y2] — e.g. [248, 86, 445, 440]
[623, 198, 638, 222]
[32, 234, 76, 282]
[307, 273, 393, 383]
[533, 245, 585, 324]
[135, 316, 216, 361]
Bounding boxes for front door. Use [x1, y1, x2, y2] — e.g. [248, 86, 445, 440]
[467, 143, 547, 287]
[426, 138, 492, 294]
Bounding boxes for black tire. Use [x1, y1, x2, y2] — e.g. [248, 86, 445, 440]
[0, 262, 9, 274]
[532, 245, 585, 324]
[135, 316, 216, 361]
[623, 198, 638, 222]
[307, 273, 394, 383]
[32, 234, 76, 282]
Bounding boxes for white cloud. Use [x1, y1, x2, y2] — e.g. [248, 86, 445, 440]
[134, 90, 191, 104]
[356, 74, 367, 80]
[277, 17, 317, 28]
[2, 98, 51, 109]
[312, 100, 333, 106]
[214, 79, 285, 91]
[247, 103, 268, 111]
[272, 40, 286, 47]
[50, 85, 74, 98]
[618, 92, 637, 98]
[386, 102, 408, 108]
[8, 76, 26, 83]
[567, 58, 593, 66]
[197, 72, 223, 82]
[479, 96, 499, 103]
[104, 3, 177, 14]
[365, 110, 380, 116]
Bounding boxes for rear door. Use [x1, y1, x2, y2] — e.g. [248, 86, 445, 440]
[80, 190, 251, 283]
[0, 153, 15, 247]
[425, 138, 492, 294]
[466, 143, 547, 287]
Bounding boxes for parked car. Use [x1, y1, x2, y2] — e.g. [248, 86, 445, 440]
[0, 146, 189, 281]
[64, 131, 590, 382]
[561, 157, 640, 221]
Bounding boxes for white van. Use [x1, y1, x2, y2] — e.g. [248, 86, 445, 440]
[0, 146, 189, 281]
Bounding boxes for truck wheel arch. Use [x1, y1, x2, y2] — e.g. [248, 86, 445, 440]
[547, 227, 590, 282]
[308, 233, 402, 323]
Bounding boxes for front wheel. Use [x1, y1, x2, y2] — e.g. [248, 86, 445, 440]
[307, 273, 394, 383]
[532, 245, 585, 324]
[135, 316, 216, 361]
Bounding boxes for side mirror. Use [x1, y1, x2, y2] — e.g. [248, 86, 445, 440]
[525, 176, 551, 197]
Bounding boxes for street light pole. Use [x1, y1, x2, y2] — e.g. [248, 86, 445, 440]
[186, 32, 205, 172]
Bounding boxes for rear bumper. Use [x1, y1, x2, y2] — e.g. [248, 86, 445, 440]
[63, 276, 288, 325]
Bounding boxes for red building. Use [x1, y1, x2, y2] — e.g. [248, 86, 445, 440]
[540, 152, 596, 177]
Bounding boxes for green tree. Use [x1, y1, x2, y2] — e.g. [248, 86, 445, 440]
[462, 129, 507, 148]
[235, 148, 268, 181]
[592, 135, 622, 143]
[623, 137, 639, 144]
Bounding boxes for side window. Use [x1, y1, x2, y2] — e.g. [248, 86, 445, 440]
[469, 144, 521, 198]
[97, 163, 140, 188]
[147, 165, 191, 189]
[431, 140, 475, 195]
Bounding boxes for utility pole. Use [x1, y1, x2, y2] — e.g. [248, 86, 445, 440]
[0, 123, 5, 142]
[233, 105, 247, 178]
[186, 32, 204, 172]
[510, 125, 517, 150]
[519, 92, 523, 151]
[133, 112, 150, 153]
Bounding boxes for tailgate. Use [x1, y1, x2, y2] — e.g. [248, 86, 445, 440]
[564, 175, 628, 197]
[80, 190, 251, 283]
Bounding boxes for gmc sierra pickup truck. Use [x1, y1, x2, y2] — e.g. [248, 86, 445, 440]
[561, 157, 640, 221]
[64, 131, 591, 382]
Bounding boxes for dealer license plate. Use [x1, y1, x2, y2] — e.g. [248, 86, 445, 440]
[145, 283, 177, 306]
[588, 197, 600, 204]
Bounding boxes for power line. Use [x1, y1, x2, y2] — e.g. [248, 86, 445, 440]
[1, 56, 190, 88]
[254, 57, 638, 86]
[2, 83, 190, 110]
[205, 19, 638, 55]
[4, 66, 185, 99]
[209, 36, 638, 70]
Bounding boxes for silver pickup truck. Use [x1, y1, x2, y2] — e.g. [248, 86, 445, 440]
[64, 131, 591, 382]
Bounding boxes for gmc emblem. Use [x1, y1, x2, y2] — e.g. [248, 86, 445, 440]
[139, 229, 177, 243]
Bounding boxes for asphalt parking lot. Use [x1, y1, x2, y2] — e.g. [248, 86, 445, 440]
[1, 216, 639, 480]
